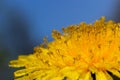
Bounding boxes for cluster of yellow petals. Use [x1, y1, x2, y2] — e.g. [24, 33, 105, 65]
[9, 17, 120, 80]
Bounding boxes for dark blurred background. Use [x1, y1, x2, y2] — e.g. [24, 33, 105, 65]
[0, 0, 119, 80]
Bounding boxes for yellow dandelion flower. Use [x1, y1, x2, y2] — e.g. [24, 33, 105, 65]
[9, 17, 120, 80]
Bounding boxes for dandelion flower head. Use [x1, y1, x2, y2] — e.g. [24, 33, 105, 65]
[9, 17, 120, 80]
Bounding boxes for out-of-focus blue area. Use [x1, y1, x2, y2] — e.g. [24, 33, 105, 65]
[0, 0, 115, 53]
[0, 0, 118, 79]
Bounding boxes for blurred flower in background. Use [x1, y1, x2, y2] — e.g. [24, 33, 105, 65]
[0, 0, 119, 80]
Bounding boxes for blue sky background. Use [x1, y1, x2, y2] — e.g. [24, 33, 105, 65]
[2, 0, 115, 43]
[0, 0, 117, 54]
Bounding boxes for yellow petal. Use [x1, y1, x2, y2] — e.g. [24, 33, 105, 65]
[84, 72, 92, 80]
[104, 72, 113, 80]
[78, 72, 92, 80]
[96, 71, 108, 80]
[15, 76, 30, 80]
[9, 60, 25, 67]
[108, 69, 120, 78]
[14, 69, 28, 77]
[50, 77, 63, 80]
